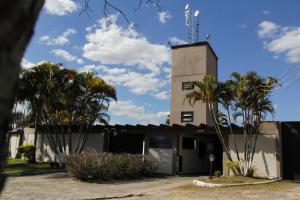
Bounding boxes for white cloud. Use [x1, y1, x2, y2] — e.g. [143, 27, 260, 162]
[51, 49, 84, 64]
[169, 37, 186, 45]
[158, 11, 172, 24]
[39, 28, 77, 46]
[78, 64, 169, 100]
[109, 100, 169, 124]
[258, 21, 280, 38]
[261, 10, 271, 15]
[83, 15, 170, 74]
[44, 0, 79, 16]
[153, 91, 169, 100]
[21, 59, 35, 69]
[258, 21, 300, 64]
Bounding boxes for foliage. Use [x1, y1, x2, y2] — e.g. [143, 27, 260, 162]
[225, 160, 257, 177]
[214, 170, 222, 177]
[4, 159, 55, 175]
[185, 72, 277, 176]
[247, 166, 257, 177]
[17, 145, 35, 163]
[16, 62, 117, 156]
[66, 149, 159, 181]
[225, 160, 242, 175]
[49, 162, 60, 169]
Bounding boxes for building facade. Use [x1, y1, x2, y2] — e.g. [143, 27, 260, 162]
[170, 42, 218, 126]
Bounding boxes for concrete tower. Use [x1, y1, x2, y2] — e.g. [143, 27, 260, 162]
[169, 42, 218, 126]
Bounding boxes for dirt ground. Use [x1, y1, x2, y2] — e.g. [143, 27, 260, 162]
[1, 173, 300, 200]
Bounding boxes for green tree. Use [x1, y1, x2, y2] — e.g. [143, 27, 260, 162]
[17, 62, 117, 159]
[185, 75, 234, 165]
[0, 0, 161, 191]
[185, 72, 277, 176]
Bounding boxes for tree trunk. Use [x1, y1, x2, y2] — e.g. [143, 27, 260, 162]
[0, 0, 44, 192]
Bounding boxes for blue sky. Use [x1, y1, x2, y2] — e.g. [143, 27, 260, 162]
[22, 0, 300, 124]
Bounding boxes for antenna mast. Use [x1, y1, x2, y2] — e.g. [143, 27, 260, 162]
[184, 4, 200, 44]
[194, 10, 200, 42]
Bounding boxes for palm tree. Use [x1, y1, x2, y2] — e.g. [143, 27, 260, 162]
[219, 81, 241, 162]
[230, 71, 277, 175]
[185, 75, 235, 165]
[16, 62, 117, 159]
[185, 72, 277, 176]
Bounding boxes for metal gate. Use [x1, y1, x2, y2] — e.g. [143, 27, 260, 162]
[282, 122, 300, 180]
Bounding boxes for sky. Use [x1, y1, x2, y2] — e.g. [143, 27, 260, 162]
[22, 0, 300, 124]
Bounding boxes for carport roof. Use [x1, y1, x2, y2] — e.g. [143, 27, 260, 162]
[37, 123, 216, 133]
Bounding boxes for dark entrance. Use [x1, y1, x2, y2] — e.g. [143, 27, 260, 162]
[108, 133, 144, 154]
[282, 122, 300, 180]
[209, 135, 223, 174]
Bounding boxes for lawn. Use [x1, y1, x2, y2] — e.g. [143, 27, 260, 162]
[4, 159, 59, 175]
[200, 176, 268, 184]
[176, 178, 300, 192]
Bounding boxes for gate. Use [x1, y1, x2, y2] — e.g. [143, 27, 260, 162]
[282, 122, 300, 179]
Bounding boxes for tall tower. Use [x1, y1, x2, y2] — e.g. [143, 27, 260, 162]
[169, 42, 218, 126]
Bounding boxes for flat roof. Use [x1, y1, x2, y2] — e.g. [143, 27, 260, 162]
[171, 41, 218, 60]
[36, 123, 215, 134]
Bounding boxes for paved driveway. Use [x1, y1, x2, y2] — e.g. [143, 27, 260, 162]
[1, 173, 195, 200]
[2, 173, 300, 200]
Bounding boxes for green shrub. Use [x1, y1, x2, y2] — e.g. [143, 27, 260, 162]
[49, 162, 60, 169]
[246, 166, 257, 177]
[225, 160, 257, 177]
[66, 149, 159, 181]
[17, 144, 36, 163]
[214, 170, 222, 177]
[225, 160, 242, 175]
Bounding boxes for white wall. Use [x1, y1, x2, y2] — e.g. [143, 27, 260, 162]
[8, 133, 20, 158]
[8, 128, 35, 158]
[227, 134, 277, 178]
[23, 128, 35, 144]
[36, 132, 105, 162]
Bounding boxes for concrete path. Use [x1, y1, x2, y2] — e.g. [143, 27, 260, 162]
[1, 173, 195, 200]
[2, 173, 300, 200]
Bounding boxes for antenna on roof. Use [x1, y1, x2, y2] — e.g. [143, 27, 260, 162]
[184, 4, 192, 43]
[206, 33, 211, 41]
[194, 10, 200, 42]
[184, 5, 200, 44]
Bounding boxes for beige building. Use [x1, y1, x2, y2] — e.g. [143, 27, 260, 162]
[8, 41, 300, 179]
[170, 42, 218, 126]
[223, 122, 282, 178]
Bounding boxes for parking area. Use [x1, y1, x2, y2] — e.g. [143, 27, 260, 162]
[1, 173, 195, 200]
[2, 173, 300, 200]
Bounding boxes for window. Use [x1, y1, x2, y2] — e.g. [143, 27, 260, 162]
[182, 137, 196, 150]
[181, 112, 193, 122]
[149, 136, 172, 148]
[182, 82, 194, 90]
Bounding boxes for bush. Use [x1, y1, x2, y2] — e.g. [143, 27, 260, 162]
[17, 144, 36, 163]
[66, 149, 159, 181]
[246, 166, 257, 177]
[225, 160, 242, 175]
[225, 160, 257, 177]
[49, 162, 60, 169]
[214, 170, 222, 177]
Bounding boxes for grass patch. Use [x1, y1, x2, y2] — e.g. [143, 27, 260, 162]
[175, 180, 300, 192]
[4, 159, 56, 175]
[200, 176, 267, 184]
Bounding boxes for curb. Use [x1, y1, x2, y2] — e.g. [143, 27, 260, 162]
[192, 178, 281, 187]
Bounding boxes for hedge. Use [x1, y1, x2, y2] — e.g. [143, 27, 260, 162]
[66, 149, 159, 181]
[17, 144, 36, 163]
